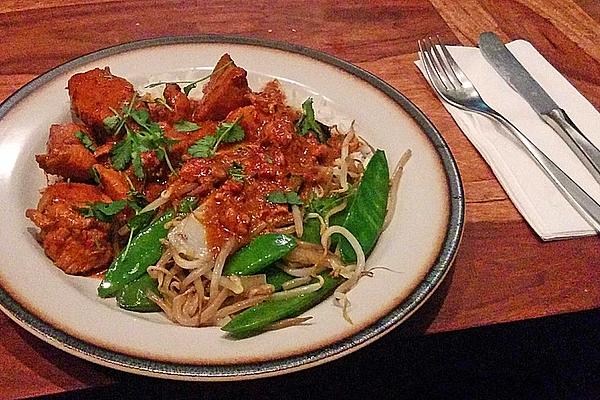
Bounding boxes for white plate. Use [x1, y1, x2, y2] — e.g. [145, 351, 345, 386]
[0, 36, 463, 380]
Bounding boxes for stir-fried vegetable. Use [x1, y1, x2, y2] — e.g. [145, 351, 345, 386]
[264, 265, 295, 291]
[116, 273, 161, 312]
[336, 150, 390, 262]
[223, 234, 297, 276]
[98, 210, 175, 298]
[221, 273, 342, 338]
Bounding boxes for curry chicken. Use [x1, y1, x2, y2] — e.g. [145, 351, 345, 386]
[26, 54, 347, 275]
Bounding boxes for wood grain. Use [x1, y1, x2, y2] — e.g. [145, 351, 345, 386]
[1, 0, 600, 397]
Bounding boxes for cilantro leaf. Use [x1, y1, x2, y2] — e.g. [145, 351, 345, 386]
[131, 149, 145, 179]
[296, 98, 331, 143]
[79, 200, 127, 222]
[174, 120, 200, 132]
[228, 162, 245, 181]
[110, 135, 133, 170]
[106, 95, 177, 178]
[128, 109, 151, 127]
[284, 191, 304, 205]
[89, 166, 101, 185]
[266, 191, 287, 203]
[188, 135, 217, 158]
[145, 60, 234, 94]
[217, 120, 245, 143]
[75, 131, 96, 152]
[183, 82, 198, 96]
[103, 115, 121, 132]
[188, 117, 245, 158]
[266, 190, 304, 206]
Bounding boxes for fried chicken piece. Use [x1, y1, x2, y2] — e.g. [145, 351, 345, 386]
[192, 54, 251, 122]
[148, 83, 192, 124]
[167, 157, 228, 200]
[35, 123, 97, 181]
[68, 67, 135, 140]
[26, 183, 115, 275]
[93, 164, 129, 200]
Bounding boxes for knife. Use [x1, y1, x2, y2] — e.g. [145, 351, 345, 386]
[478, 31, 600, 185]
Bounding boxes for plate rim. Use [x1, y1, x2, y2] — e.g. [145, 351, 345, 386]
[0, 34, 464, 380]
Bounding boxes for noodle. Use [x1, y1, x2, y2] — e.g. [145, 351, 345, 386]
[323, 199, 347, 227]
[180, 264, 213, 290]
[382, 149, 412, 232]
[281, 276, 312, 290]
[265, 316, 313, 331]
[215, 295, 269, 320]
[209, 239, 236, 301]
[200, 288, 232, 325]
[282, 265, 319, 277]
[291, 205, 303, 238]
[271, 275, 324, 300]
[139, 187, 172, 214]
[333, 125, 355, 193]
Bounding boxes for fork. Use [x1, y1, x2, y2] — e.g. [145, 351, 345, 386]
[418, 36, 600, 232]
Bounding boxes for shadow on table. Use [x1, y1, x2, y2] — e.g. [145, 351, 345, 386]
[58, 309, 600, 399]
[36, 266, 600, 400]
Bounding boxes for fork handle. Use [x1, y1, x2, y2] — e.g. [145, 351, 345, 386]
[542, 109, 600, 185]
[491, 111, 600, 232]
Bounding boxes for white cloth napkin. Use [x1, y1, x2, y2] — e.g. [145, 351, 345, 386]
[415, 40, 600, 240]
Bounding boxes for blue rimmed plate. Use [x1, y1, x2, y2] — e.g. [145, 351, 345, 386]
[0, 35, 463, 380]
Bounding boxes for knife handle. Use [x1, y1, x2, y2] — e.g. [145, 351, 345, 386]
[542, 108, 600, 184]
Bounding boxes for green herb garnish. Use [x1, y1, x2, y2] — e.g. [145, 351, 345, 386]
[296, 98, 330, 143]
[144, 60, 234, 95]
[228, 162, 245, 181]
[188, 116, 245, 158]
[75, 130, 96, 152]
[79, 200, 127, 222]
[105, 95, 177, 179]
[174, 120, 200, 132]
[89, 166, 101, 185]
[266, 190, 303, 206]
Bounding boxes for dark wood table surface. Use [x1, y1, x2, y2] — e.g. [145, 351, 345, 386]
[1, 0, 599, 398]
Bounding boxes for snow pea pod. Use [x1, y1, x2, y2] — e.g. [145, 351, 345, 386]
[98, 209, 175, 298]
[222, 233, 297, 276]
[264, 264, 295, 291]
[300, 218, 321, 244]
[337, 149, 389, 263]
[116, 273, 160, 312]
[221, 272, 342, 338]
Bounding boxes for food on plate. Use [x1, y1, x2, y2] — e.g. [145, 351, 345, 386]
[26, 54, 410, 337]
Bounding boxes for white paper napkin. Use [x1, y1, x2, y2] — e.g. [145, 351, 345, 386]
[415, 40, 600, 240]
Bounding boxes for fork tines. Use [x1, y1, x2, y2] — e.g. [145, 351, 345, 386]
[419, 36, 465, 93]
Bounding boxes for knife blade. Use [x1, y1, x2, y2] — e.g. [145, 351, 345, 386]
[478, 31, 600, 184]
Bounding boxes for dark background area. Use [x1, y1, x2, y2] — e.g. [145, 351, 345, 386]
[41, 307, 600, 400]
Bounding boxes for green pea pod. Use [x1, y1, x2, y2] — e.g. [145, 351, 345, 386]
[337, 149, 389, 263]
[302, 191, 356, 245]
[98, 209, 175, 298]
[300, 218, 321, 244]
[222, 233, 297, 276]
[221, 273, 342, 338]
[264, 265, 295, 291]
[116, 273, 161, 312]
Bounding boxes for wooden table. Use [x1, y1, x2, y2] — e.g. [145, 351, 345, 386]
[1, 0, 599, 397]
